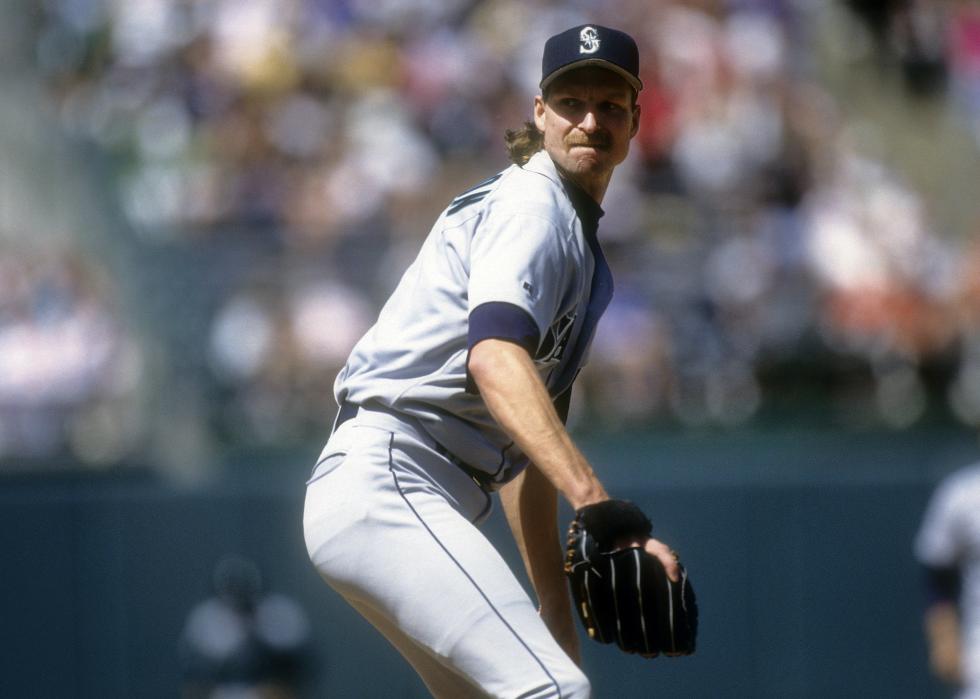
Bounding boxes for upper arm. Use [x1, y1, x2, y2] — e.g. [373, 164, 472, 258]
[915, 480, 965, 568]
[468, 212, 570, 346]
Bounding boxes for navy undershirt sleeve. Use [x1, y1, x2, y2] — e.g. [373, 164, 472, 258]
[923, 564, 961, 606]
[466, 302, 540, 394]
[468, 302, 540, 354]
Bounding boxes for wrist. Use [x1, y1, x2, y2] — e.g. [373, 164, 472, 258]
[567, 483, 607, 511]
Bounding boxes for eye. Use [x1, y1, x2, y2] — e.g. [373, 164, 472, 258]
[560, 98, 580, 108]
[602, 101, 626, 113]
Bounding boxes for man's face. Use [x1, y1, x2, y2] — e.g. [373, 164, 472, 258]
[534, 67, 640, 199]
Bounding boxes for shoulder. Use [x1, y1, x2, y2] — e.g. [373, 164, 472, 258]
[488, 152, 575, 224]
[939, 463, 980, 502]
[926, 463, 980, 520]
[440, 162, 559, 225]
[440, 154, 580, 251]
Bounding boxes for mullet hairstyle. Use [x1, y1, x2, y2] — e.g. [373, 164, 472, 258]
[504, 121, 544, 166]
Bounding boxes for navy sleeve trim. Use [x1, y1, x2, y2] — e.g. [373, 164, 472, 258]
[468, 302, 540, 354]
[923, 565, 961, 605]
[466, 302, 540, 394]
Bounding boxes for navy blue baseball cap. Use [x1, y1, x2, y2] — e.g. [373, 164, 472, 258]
[540, 24, 642, 93]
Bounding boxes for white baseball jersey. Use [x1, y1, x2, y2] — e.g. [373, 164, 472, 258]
[334, 149, 612, 488]
[915, 463, 980, 694]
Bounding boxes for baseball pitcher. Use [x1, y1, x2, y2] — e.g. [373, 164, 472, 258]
[303, 24, 697, 698]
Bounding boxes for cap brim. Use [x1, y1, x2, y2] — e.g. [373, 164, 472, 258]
[540, 59, 643, 93]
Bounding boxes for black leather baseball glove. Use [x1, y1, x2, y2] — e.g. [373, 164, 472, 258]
[564, 499, 698, 656]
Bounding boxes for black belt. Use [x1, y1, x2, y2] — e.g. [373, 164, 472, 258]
[332, 400, 499, 492]
[432, 441, 501, 492]
[332, 399, 360, 434]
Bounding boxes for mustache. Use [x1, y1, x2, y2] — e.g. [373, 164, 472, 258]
[567, 137, 610, 148]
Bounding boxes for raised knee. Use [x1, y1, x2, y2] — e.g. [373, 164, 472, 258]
[501, 666, 590, 699]
[524, 666, 591, 699]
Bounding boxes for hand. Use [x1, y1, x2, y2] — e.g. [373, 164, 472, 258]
[615, 536, 681, 583]
[565, 500, 698, 657]
[611, 536, 684, 658]
[929, 640, 962, 686]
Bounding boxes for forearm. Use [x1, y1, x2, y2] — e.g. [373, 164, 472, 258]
[469, 339, 606, 509]
[501, 466, 569, 609]
[500, 464, 580, 661]
[924, 602, 962, 684]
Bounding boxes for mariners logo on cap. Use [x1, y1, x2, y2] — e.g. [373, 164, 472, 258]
[541, 24, 642, 92]
[579, 27, 600, 54]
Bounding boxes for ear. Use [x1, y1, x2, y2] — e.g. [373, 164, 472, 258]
[630, 102, 641, 139]
[533, 95, 547, 132]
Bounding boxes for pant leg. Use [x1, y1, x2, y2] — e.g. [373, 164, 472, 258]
[345, 596, 488, 698]
[303, 421, 590, 699]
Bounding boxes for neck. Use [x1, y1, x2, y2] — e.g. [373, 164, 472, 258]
[553, 164, 610, 205]
[556, 169, 605, 234]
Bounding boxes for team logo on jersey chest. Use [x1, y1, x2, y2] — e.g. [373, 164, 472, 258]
[579, 27, 600, 54]
[537, 311, 576, 363]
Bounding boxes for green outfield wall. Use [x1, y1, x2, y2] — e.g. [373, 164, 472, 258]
[1, 427, 977, 698]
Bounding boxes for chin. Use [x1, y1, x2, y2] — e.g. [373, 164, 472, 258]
[569, 156, 608, 176]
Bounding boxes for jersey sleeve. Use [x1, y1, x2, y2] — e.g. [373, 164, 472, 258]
[468, 211, 569, 349]
[914, 477, 965, 568]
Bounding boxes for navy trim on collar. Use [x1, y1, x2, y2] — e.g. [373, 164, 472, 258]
[559, 177, 604, 236]
[547, 176, 613, 399]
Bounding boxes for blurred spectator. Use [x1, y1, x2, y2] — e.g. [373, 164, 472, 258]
[948, 235, 980, 427]
[914, 463, 980, 697]
[847, 0, 980, 144]
[802, 139, 958, 426]
[0, 243, 144, 465]
[206, 272, 373, 443]
[890, 0, 948, 98]
[945, 1, 980, 145]
[179, 554, 312, 699]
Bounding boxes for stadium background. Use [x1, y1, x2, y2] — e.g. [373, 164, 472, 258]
[1, 0, 979, 696]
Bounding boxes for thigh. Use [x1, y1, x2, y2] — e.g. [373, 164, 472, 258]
[345, 596, 486, 699]
[303, 425, 589, 699]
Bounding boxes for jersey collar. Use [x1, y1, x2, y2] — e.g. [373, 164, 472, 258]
[560, 176, 604, 237]
[524, 150, 605, 235]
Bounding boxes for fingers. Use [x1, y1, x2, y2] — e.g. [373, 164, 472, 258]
[643, 538, 681, 582]
[612, 536, 683, 583]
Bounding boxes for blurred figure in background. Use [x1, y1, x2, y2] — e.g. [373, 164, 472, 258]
[915, 463, 980, 698]
[0, 243, 144, 466]
[179, 555, 312, 699]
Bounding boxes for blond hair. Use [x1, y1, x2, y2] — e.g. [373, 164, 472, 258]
[504, 121, 544, 166]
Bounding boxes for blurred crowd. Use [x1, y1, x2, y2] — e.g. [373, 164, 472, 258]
[8, 0, 980, 465]
[0, 243, 143, 462]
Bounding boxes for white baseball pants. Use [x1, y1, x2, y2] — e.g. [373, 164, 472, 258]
[303, 406, 590, 698]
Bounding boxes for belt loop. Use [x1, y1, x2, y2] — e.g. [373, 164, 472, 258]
[331, 400, 359, 435]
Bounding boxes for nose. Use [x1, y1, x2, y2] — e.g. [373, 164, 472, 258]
[579, 110, 598, 133]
